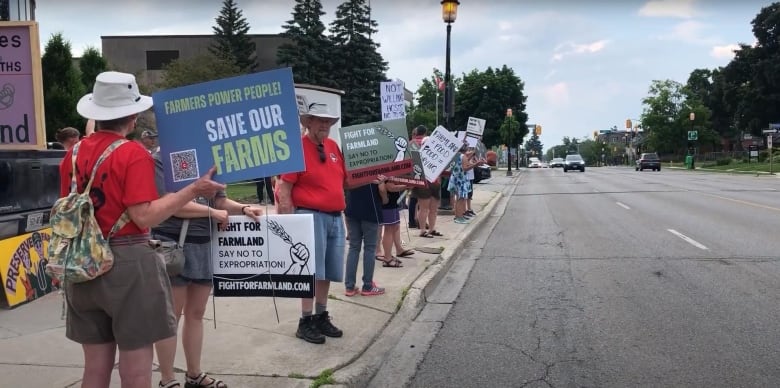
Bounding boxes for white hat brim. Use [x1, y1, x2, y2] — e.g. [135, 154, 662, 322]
[301, 113, 339, 125]
[77, 93, 154, 121]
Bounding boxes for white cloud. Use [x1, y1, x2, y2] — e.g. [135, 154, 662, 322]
[710, 44, 740, 59]
[638, 0, 696, 19]
[658, 20, 719, 45]
[551, 39, 609, 62]
[542, 82, 570, 105]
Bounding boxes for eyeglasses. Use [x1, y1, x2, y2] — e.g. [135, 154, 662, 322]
[317, 143, 326, 163]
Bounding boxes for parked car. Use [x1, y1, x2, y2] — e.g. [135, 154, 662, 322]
[563, 154, 586, 172]
[636, 152, 661, 171]
[550, 157, 565, 168]
[473, 163, 491, 183]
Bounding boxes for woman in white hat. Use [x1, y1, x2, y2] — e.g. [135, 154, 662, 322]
[59, 71, 225, 388]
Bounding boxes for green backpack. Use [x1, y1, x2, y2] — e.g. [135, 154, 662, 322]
[46, 139, 131, 284]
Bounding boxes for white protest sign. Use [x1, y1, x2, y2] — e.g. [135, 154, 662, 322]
[420, 126, 462, 182]
[380, 80, 406, 121]
[466, 117, 486, 137]
[212, 214, 315, 298]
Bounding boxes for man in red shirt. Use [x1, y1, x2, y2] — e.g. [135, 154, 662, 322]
[277, 102, 346, 344]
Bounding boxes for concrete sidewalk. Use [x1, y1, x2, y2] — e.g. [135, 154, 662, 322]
[0, 173, 520, 388]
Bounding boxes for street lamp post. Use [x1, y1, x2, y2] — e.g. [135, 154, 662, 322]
[439, 0, 459, 211]
[506, 108, 513, 176]
[441, 0, 459, 132]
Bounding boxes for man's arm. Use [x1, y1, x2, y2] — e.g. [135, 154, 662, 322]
[276, 179, 295, 214]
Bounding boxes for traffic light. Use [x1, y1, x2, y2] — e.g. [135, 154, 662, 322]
[625, 119, 632, 129]
[535, 125, 542, 136]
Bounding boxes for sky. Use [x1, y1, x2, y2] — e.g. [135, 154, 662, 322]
[35, 0, 772, 149]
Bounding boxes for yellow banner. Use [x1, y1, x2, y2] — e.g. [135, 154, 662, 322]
[0, 229, 55, 307]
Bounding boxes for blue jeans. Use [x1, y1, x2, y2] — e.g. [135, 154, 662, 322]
[344, 217, 379, 291]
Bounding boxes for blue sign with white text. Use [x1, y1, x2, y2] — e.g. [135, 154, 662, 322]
[152, 68, 305, 191]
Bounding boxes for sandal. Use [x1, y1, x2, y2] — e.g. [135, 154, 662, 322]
[398, 249, 415, 257]
[382, 257, 403, 268]
[185, 372, 226, 388]
[160, 380, 181, 388]
[419, 231, 433, 238]
[375, 255, 385, 261]
[429, 230, 443, 237]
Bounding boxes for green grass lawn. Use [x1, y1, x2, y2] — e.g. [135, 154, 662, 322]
[226, 182, 260, 203]
[681, 160, 779, 174]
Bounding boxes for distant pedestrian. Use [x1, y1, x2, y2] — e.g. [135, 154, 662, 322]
[255, 176, 275, 205]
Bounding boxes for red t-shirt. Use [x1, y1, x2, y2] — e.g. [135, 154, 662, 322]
[59, 131, 159, 237]
[280, 136, 346, 212]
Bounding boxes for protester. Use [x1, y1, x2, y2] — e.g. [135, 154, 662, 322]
[376, 176, 413, 267]
[407, 125, 427, 229]
[255, 176, 275, 205]
[140, 129, 159, 153]
[419, 135, 444, 236]
[55, 127, 81, 151]
[276, 102, 346, 344]
[448, 146, 479, 224]
[152, 151, 264, 388]
[60, 71, 225, 388]
[343, 181, 385, 297]
[464, 147, 485, 218]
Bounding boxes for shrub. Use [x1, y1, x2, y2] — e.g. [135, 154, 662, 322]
[715, 158, 732, 166]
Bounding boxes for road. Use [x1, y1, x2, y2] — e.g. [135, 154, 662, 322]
[408, 167, 780, 388]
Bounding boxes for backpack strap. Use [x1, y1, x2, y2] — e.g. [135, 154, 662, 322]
[82, 139, 131, 238]
[68, 141, 82, 193]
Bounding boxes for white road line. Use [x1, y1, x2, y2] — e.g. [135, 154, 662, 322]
[667, 229, 709, 250]
[616, 202, 630, 210]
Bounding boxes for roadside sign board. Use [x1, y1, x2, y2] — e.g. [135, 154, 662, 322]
[768, 135, 773, 148]
[687, 130, 698, 141]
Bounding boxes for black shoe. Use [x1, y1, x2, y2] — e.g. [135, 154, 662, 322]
[314, 311, 343, 338]
[296, 316, 325, 344]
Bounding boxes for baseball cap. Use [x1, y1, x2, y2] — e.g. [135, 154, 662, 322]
[141, 130, 158, 138]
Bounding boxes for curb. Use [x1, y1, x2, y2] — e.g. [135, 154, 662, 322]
[333, 187, 507, 387]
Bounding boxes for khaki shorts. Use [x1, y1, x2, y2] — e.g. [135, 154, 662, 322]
[65, 242, 177, 350]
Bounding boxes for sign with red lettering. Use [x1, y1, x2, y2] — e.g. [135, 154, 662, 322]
[0, 22, 46, 150]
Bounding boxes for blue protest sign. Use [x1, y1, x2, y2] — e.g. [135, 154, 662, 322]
[152, 68, 305, 191]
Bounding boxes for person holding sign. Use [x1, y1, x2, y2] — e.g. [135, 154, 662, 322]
[151, 151, 264, 388]
[448, 145, 480, 224]
[61, 71, 226, 388]
[276, 102, 347, 345]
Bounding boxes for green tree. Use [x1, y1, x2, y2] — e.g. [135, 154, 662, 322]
[41, 33, 85, 141]
[79, 46, 108, 93]
[210, 0, 256, 72]
[524, 134, 543, 158]
[158, 53, 242, 89]
[329, 0, 388, 125]
[277, 0, 336, 87]
[451, 65, 528, 148]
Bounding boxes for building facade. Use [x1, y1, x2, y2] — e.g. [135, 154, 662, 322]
[101, 34, 289, 88]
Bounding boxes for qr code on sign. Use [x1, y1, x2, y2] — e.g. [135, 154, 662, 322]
[170, 149, 200, 182]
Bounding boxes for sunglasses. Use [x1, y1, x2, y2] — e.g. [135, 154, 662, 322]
[317, 143, 326, 163]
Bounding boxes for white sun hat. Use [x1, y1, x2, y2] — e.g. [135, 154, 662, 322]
[300, 102, 339, 126]
[76, 71, 153, 121]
